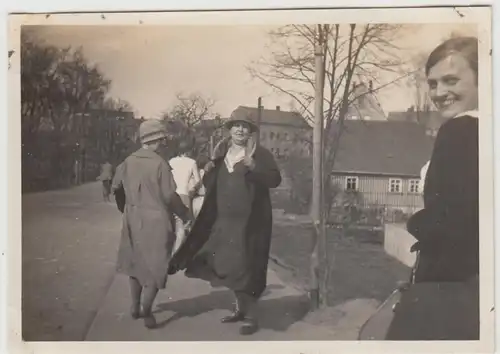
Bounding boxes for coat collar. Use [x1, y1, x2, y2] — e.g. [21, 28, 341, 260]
[454, 110, 478, 119]
[131, 147, 162, 160]
[211, 136, 257, 161]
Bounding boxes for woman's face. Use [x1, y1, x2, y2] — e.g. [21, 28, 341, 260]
[427, 53, 478, 119]
[230, 121, 252, 145]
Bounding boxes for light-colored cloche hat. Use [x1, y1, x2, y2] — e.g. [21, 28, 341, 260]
[139, 119, 168, 144]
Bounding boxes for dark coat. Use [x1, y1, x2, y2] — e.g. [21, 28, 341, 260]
[168, 143, 281, 298]
[112, 148, 189, 289]
[407, 115, 479, 282]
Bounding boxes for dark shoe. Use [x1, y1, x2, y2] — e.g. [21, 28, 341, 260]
[221, 311, 245, 323]
[131, 305, 142, 319]
[239, 318, 259, 335]
[143, 313, 157, 329]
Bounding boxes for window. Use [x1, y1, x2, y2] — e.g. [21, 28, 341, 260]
[408, 179, 420, 194]
[283, 133, 288, 141]
[389, 178, 403, 193]
[345, 176, 359, 191]
[276, 133, 281, 140]
[270, 132, 275, 140]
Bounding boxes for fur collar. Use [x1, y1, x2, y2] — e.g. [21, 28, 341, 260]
[211, 135, 257, 161]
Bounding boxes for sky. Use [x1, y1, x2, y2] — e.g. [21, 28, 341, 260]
[28, 23, 477, 119]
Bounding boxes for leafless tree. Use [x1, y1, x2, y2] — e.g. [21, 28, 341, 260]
[102, 97, 134, 112]
[161, 92, 221, 156]
[161, 92, 216, 128]
[249, 24, 413, 307]
[249, 24, 413, 215]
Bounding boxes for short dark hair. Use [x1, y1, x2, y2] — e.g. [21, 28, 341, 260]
[177, 136, 194, 155]
[425, 36, 478, 79]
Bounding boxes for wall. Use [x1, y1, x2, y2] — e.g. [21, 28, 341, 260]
[384, 223, 417, 268]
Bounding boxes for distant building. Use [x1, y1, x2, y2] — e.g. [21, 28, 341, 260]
[387, 109, 447, 137]
[345, 81, 387, 121]
[329, 120, 435, 213]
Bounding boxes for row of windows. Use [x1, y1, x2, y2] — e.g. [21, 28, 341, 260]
[345, 177, 421, 194]
[261, 131, 307, 143]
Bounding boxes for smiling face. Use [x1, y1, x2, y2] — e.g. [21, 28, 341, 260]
[427, 53, 478, 119]
[230, 121, 252, 146]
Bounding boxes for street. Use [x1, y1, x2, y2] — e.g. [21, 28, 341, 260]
[21, 182, 378, 341]
[22, 182, 122, 341]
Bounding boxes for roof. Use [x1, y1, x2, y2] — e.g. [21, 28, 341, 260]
[230, 106, 311, 129]
[331, 120, 435, 177]
[387, 110, 448, 132]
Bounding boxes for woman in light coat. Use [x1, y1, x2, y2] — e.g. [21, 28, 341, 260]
[112, 119, 191, 329]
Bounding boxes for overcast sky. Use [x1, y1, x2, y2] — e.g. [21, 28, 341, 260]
[29, 23, 476, 119]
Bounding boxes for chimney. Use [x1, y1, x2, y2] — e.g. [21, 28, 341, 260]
[276, 106, 280, 111]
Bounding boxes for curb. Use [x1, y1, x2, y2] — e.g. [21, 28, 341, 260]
[268, 253, 308, 294]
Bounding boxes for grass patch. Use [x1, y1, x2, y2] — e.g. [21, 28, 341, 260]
[270, 224, 411, 307]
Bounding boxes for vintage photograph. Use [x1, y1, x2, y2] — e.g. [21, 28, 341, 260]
[8, 6, 494, 351]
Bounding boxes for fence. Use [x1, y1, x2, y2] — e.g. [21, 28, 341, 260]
[271, 187, 422, 228]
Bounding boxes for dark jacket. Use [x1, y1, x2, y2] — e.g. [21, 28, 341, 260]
[407, 115, 479, 282]
[168, 143, 281, 298]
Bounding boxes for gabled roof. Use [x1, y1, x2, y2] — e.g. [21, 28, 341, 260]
[387, 110, 448, 132]
[331, 120, 435, 177]
[231, 106, 311, 129]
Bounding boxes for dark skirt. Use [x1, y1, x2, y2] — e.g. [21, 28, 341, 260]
[185, 215, 251, 292]
[385, 277, 479, 340]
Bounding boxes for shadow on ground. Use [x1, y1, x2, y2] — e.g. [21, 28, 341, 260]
[155, 284, 310, 332]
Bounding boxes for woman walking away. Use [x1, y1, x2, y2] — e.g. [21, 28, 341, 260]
[112, 119, 191, 329]
[385, 36, 479, 340]
[168, 110, 281, 335]
[169, 138, 201, 252]
[97, 160, 114, 202]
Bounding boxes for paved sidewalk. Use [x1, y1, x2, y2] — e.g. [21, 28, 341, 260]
[85, 267, 369, 341]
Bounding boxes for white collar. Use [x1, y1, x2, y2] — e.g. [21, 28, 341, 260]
[454, 110, 478, 119]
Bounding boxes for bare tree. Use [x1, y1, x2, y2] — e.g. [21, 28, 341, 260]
[161, 92, 221, 156]
[249, 24, 413, 216]
[102, 97, 134, 112]
[161, 92, 216, 128]
[249, 24, 412, 307]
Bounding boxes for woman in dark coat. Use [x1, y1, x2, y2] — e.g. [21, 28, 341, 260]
[112, 119, 190, 329]
[385, 37, 479, 340]
[168, 111, 282, 335]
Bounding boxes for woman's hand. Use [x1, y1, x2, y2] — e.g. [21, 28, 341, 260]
[204, 161, 215, 173]
[243, 135, 257, 170]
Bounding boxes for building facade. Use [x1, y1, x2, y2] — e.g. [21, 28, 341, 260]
[329, 120, 435, 215]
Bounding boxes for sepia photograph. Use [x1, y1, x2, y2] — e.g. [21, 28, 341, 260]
[6, 5, 495, 353]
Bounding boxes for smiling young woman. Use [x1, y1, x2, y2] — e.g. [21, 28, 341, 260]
[383, 36, 480, 340]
